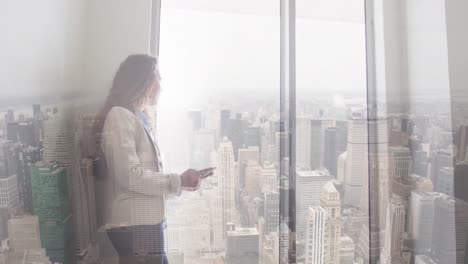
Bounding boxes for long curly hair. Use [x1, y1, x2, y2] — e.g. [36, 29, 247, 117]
[94, 54, 159, 136]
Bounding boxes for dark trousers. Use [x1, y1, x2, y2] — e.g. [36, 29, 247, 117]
[107, 224, 168, 264]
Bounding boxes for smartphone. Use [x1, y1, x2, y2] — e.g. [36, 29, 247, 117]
[198, 167, 216, 178]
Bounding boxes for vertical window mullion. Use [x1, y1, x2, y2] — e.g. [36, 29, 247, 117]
[280, 0, 296, 263]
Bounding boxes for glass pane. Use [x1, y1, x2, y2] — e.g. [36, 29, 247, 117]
[295, 0, 368, 263]
[159, 1, 280, 263]
[370, 1, 468, 264]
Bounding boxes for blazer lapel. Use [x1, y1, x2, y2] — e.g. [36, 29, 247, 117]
[142, 125, 164, 171]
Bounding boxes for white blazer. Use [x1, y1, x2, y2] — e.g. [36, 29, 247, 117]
[100, 106, 181, 228]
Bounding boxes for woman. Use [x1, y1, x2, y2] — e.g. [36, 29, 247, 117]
[97, 54, 214, 264]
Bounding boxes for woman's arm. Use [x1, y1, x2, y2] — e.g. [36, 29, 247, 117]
[101, 107, 181, 197]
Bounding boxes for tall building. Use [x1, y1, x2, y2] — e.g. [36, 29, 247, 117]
[263, 191, 279, 234]
[14, 145, 41, 214]
[368, 118, 391, 262]
[238, 146, 260, 164]
[33, 104, 41, 120]
[389, 147, 412, 179]
[220, 109, 231, 139]
[245, 126, 261, 147]
[335, 120, 348, 154]
[436, 167, 454, 196]
[204, 187, 225, 252]
[228, 117, 245, 161]
[226, 227, 259, 264]
[0, 174, 19, 209]
[382, 195, 405, 260]
[188, 109, 202, 132]
[0, 143, 19, 212]
[80, 159, 98, 244]
[336, 152, 347, 183]
[413, 150, 428, 177]
[355, 224, 384, 264]
[7, 215, 51, 264]
[414, 255, 437, 264]
[296, 170, 332, 240]
[409, 192, 440, 253]
[432, 195, 468, 264]
[296, 117, 311, 170]
[190, 128, 216, 169]
[324, 128, 338, 177]
[31, 161, 74, 264]
[42, 114, 91, 256]
[339, 235, 355, 264]
[305, 207, 326, 264]
[343, 118, 369, 207]
[218, 138, 235, 235]
[320, 182, 341, 264]
[6, 109, 14, 123]
[0, 208, 8, 241]
[260, 162, 277, 193]
[0, 140, 16, 177]
[7, 121, 36, 147]
[429, 151, 452, 188]
[245, 160, 262, 198]
[454, 162, 468, 203]
[310, 119, 333, 170]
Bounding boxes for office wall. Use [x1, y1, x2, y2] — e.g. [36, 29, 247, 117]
[82, 0, 154, 100]
[0, 0, 85, 104]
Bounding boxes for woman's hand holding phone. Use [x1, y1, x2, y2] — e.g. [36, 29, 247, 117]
[179, 167, 216, 191]
[198, 167, 216, 179]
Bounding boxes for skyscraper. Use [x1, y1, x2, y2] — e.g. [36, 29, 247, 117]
[310, 119, 333, 170]
[430, 150, 452, 188]
[238, 146, 260, 164]
[79, 159, 98, 244]
[336, 152, 347, 183]
[218, 138, 235, 235]
[7, 215, 51, 264]
[0, 139, 16, 177]
[305, 207, 326, 264]
[324, 128, 338, 177]
[188, 109, 202, 132]
[296, 170, 332, 241]
[245, 126, 261, 147]
[42, 114, 91, 256]
[296, 117, 311, 170]
[343, 118, 369, 207]
[320, 182, 341, 264]
[31, 161, 73, 264]
[228, 117, 244, 161]
[245, 160, 262, 198]
[335, 120, 348, 154]
[226, 227, 259, 264]
[436, 167, 454, 196]
[389, 146, 412, 179]
[414, 255, 437, 264]
[432, 195, 468, 264]
[220, 109, 231, 139]
[263, 191, 279, 234]
[6, 109, 14, 123]
[382, 195, 405, 260]
[260, 162, 277, 193]
[339, 235, 355, 264]
[0, 174, 19, 209]
[364, 117, 390, 261]
[14, 145, 41, 214]
[409, 191, 440, 253]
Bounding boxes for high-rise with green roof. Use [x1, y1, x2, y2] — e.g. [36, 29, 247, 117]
[31, 161, 74, 264]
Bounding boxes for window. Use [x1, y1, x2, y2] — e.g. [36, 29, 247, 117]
[158, 1, 280, 262]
